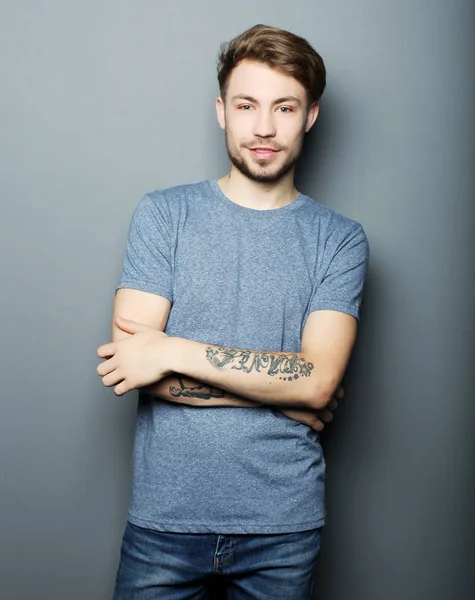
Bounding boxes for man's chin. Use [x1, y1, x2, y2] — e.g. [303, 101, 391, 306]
[247, 165, 293, 184]
[250, 172, 284, 184]
[234, 160, 284, 183]
[240, 169, 281, 184]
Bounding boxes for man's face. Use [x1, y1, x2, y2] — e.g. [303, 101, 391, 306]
[216, 60, 319, 184]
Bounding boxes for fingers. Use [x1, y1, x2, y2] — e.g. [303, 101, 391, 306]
[97, 343, 115, 359]
[97, 357, 124, 389]
[325, 385, 344, 410]
[311, 418, 325, 432]
[278, 409, 325, 432]
[101, 370, 123, 388]
[96, 357, 117, 377]
[316, 409, 334, 423]
[335, 386, 345, 399]
[96, 342, 132, 395]
[115, 317, 155, 335]
[113, 381, 129, 396]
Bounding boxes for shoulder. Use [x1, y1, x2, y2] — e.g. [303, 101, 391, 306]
[130, 180, 211, 227]
[300, 194, 369, 254]
[300, 193, 364, 232]
[144, 180, 210, 210]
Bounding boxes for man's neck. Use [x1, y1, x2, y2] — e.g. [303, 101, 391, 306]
[217, 168, 299, 210]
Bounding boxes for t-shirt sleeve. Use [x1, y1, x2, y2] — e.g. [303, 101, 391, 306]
[116, 193, 173, 301]
[308, 223, 369, 320]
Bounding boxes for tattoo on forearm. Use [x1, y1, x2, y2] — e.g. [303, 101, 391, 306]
[169, 376, 225, 400]
[205, 347, 314, 381]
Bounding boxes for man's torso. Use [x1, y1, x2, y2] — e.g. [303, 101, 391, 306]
[117, 179, 365, 533]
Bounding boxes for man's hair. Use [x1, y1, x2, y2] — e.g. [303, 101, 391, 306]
[217, 24, 326, 105]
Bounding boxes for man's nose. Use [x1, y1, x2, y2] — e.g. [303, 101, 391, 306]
[252, 110, 276, 138]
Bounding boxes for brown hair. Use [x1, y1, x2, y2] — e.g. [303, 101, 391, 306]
[217, 24, 326, 105]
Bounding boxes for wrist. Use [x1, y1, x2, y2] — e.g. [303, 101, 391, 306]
[165, 336, 188, 374]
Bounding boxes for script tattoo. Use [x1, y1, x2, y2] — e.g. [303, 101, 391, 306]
[169, 376, 225, 400]
[205, 347, 314, 381]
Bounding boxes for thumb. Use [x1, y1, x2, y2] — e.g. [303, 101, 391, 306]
[115, 316, 150, 334]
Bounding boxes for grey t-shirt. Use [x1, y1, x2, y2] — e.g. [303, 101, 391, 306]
[117, 179, 369, 534]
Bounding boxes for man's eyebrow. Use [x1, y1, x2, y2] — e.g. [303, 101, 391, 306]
[231, 94, 302, 106]
[273, 96, 302, 105]
[231, 94, 259, 103]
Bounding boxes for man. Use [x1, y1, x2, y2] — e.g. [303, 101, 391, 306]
[97, 24, 369, 600]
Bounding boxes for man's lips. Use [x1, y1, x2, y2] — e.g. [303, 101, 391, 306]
[247, 147, 281, 158]
[248, 147, 280, 151]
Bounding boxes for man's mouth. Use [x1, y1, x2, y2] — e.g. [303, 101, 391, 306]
[248, 147, 280, 159]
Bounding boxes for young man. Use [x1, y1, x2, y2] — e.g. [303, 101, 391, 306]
[97, 24, 369, 600]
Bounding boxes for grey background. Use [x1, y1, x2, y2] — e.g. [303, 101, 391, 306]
[0, 1, 473, 599]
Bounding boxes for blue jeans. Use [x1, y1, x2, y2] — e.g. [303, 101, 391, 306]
[113, 521, 322, 599]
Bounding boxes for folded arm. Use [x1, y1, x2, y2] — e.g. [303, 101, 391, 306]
[159, 308, 356, 410]
[105, 289, 338, 428]
[103, 291, 356, 411]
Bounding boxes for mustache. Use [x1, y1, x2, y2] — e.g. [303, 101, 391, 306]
[242, 140, 285, 151]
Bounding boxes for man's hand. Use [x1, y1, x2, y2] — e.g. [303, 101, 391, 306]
[278, 386, 344, 431]
[97, 317, 173, 395]
[97, 314, 346, 427]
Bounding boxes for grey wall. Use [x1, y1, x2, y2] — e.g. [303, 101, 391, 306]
[1, 1, 473, 599]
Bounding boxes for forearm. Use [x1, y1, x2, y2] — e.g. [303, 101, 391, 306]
[169, 339, 335, 409]
[144, 374, 262, 408]
[144, 373, 330, 432]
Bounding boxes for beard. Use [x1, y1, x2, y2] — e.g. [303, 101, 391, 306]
[224, 127, 306, 184]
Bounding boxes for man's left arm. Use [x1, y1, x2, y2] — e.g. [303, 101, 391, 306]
[98, 222, 369, 409]
[100, 309, 356, 411]
[169, 310, 357, 410]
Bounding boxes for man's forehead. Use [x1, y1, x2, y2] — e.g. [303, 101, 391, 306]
[227, 60, 305, 94]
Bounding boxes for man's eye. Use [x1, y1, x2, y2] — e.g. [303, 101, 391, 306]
[278, 106, 293, 113]
[239, 104, 252, 110]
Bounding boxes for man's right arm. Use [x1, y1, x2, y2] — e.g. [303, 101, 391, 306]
[112, 288, 259, 408]
[144, 375, 259, 408]
[111, 289, 331, 429]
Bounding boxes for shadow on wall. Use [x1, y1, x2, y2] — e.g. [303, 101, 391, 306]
[320, 265, 380, 448]
[295, 91, 351, 203]
[298, 87, 383, 446]
[312, 264, 385, 599]
[297, 94, 384, 597]
[297, 89, 382, 449]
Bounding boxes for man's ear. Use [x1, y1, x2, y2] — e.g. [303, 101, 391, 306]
[305, 102, 320, 133]
[216, 97, 226, 130]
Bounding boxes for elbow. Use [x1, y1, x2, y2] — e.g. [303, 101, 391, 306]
[304, 377, 338, 410]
